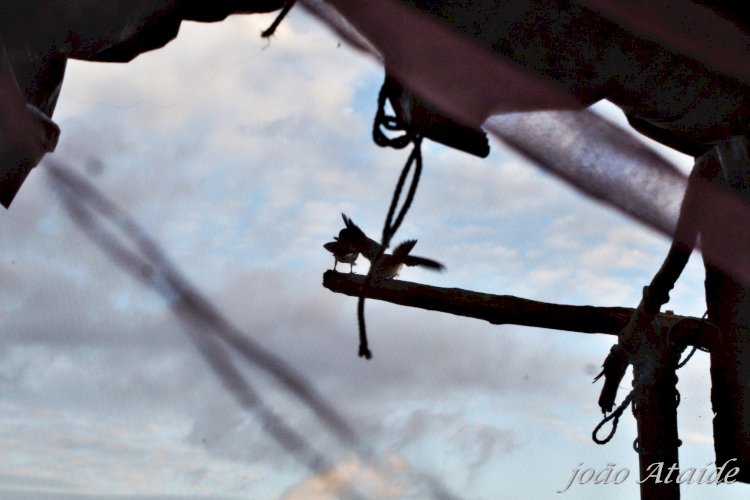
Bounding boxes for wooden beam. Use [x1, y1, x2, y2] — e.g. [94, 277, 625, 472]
[322, 270, 713, 349]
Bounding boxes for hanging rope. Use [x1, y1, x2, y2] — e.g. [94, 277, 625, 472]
[372, 81, 414, 151]
[357, 80, 424, 359]
[592, 381, 641, 444]
[261, 1, 297, 38]
[673, 311, 714, 368]
[592, 311, 713, 447]
[592, 327, 659, 447]
[381, 137, 423, 245]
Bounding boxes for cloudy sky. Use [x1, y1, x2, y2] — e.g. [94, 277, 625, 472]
[2, 6, 749, 500]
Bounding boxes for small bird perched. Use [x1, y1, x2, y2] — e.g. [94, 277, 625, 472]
[323, 216, 361, 273]
[337, 213, 382, 261]
[325, 213, 444, 279]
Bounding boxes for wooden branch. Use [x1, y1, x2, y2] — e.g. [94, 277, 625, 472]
[322, 270, 713, 349]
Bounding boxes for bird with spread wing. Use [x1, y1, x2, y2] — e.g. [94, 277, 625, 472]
[324, 213, 444, 279]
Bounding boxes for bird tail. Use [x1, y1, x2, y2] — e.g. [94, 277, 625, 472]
[393, 240, 445, 270]
[403, 255, 445, 270]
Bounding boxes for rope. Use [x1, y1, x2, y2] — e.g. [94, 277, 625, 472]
[261, 1, 297, 38]
[592, 342, 658, 447]
[674, 311, 711, 368]
[356, 79, 424, 359]
[592, 387, 639, 445]
[372, 81, 414, 151]
[381, 137, 423, 246]
[593, 311, 713, 449]
[592, 316, 654, 446]
[633, 437, 683, 455]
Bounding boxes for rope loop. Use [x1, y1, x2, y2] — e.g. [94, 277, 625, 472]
[592, 390, 637, 445]
[372, 82, 414, 150]
[357, 78, 425, 358]
[593, 310, 713, 447]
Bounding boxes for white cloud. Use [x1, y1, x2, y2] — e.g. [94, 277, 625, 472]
[1, 6, 727, 500]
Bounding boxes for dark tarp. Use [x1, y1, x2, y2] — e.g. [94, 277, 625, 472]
[305, 0, 750, 482]
[0, 0, 284, 207]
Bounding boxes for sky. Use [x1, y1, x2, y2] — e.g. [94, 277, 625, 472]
[2, 6, 749, 500]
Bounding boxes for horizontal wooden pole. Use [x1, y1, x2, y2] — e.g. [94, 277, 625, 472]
[322, 270, 713, 349]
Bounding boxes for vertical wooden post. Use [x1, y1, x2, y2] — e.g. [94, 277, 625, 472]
[632, 333, 681, 500]
[711, 331, 750, 481]
[618, 290, 682, 499]
[696, 140, 750, 482]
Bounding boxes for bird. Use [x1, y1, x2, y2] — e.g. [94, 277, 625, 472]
[371, 238, 445, 280]
[337, 213, 382, 261]
[327, 213, 444, 279]
[323, 225, 360, 273]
